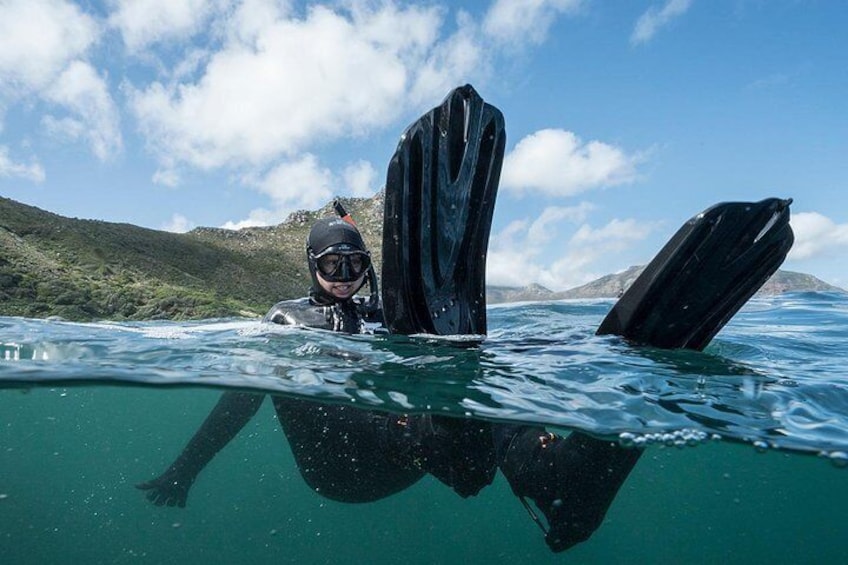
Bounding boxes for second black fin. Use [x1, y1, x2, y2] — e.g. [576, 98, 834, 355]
[381, 84, 506, 336]
[597, 198, 794, 351]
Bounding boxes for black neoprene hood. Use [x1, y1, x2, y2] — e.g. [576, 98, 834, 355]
[306, 217, 370, 304]
[307, 217, 367, 255]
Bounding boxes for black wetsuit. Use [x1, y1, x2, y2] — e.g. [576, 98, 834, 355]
[139, 297, 496, 506]
[139, 297, 640, 552]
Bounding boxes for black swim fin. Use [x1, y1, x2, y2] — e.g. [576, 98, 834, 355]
[381, 84, 505, 336]
[597, 197, 794, 351]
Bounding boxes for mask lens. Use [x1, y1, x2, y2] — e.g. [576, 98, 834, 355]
[348, 253, 368, 276]
[314, 250, 370, 282]
[316, 254, 341, 276]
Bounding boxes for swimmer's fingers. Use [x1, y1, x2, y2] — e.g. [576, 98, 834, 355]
[136, 476, 191, 507]
[135, 480, 167, 506]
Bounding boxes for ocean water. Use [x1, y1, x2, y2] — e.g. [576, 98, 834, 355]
[1, 292, 847, 564]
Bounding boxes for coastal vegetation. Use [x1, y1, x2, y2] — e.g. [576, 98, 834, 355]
[1, 195, 841, 321]
[0, 195, 382, 321]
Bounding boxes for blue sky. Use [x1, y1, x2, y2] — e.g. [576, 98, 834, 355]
[1, 0, 846, 290]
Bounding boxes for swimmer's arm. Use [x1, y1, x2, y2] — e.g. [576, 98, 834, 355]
[137, 391, 264, 507]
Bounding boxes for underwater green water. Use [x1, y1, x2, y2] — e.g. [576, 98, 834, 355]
[2, 385, 845, 565]
[2, 294, 847, 563]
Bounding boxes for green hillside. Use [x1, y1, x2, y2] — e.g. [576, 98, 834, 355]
[0, 195, 383, 321]
[2, 194, 836, 322]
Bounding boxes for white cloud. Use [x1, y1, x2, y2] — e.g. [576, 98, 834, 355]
[483, 0, 583, 46]
[0, 146, 45, 182]
[551, 218, 655, 287]
[788, 211, 848, 260]
[128, 2, 454, 172]
[487, 247, 544, 288]
[253, 154, 334, 208]
[487, 203, 655, 290]
[0, 0, 99, 93]
[114, 0, 590, 229]
[153, 168, 181, 187]
[221, 207, 283, 230]
[501, 129, 643, 197]
[42, 61, 122, 160]
[226, 0, 292, 46]
[222, 154, 335, 228]
[631, 0, 692, 45]
[108, 0, 222, 52]
[486, 218, 536, 287]
[343, 160, 379, 198]
[225, 154, 379, 229]
[526, 203, 594, 246]
[570, 217, 653, 246]
[0, 0, 122, 163]
[406, 11, 484, 105]
[162, 213, 195, 233]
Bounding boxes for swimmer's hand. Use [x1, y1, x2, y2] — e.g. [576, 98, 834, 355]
[136, 468, 194, 508]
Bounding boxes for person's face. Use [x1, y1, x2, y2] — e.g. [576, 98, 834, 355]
[316, 271, 366, 301]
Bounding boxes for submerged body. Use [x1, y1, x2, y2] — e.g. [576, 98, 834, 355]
[139, 295, 639, 551]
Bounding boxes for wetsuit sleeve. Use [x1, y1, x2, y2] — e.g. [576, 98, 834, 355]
[169, 392, 265, 476]
[264, 299, 332, 328]
[137, 392, 264, 507]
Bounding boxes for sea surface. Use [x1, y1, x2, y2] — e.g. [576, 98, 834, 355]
[2, 292, 847, 564]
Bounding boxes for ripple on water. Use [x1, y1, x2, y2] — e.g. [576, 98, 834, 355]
[1, 293, 847, 456]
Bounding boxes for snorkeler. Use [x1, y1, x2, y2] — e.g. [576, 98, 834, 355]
[138, 84, 793, 554]
[138, 209, 646, 552]
[137, 216, 497, 508]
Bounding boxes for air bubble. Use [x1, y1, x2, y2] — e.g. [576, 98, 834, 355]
[827, 451, 848, 469]
[617, 429, 710, 449]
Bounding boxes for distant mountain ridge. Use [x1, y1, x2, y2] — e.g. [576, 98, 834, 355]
[487, 266, 844, 304]
[1, 195, 842, 321]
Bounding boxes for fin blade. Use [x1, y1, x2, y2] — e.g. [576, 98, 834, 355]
[597, 198, 794, 350]
[382, 85, 505, 336]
